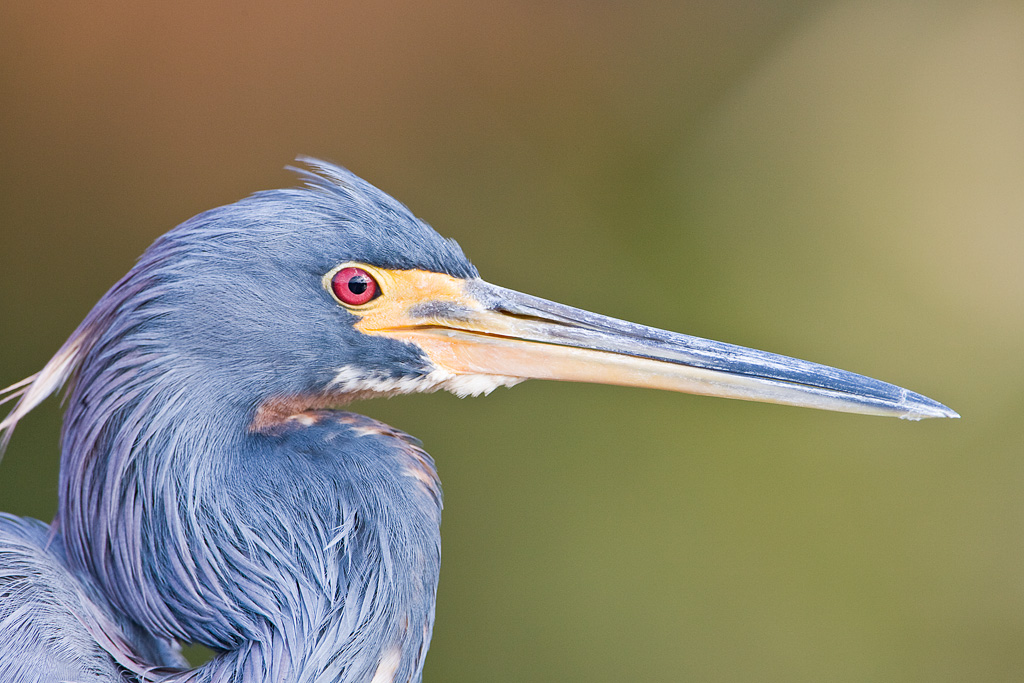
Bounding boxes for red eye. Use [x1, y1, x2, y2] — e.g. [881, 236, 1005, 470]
[331, 267, 380, 306]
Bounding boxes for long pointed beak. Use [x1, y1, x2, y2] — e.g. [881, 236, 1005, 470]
[353, 271, 957, 420]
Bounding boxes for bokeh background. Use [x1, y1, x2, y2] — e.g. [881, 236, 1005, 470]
[1, 1, 1022, 681]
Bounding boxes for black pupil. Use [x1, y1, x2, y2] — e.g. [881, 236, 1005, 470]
[348, 275, 369, 295]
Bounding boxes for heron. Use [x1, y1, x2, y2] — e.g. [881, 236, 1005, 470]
[0, 159, 956, 683]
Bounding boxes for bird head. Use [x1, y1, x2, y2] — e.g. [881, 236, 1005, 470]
[124, 160, 489, 428]
[1, 157, 955, 452]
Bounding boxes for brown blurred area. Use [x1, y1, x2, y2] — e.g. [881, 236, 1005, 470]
[2, 1, 1022, 681]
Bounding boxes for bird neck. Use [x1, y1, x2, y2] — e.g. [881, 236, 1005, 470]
[58, 340, 443, 681]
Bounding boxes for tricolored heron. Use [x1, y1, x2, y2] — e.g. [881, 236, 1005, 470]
[0, 159, 956, 682]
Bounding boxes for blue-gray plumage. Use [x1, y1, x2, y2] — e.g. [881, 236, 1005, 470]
[0, 159, 957, 682]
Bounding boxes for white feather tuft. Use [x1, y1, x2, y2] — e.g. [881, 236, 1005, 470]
[0, 334, 88, 455]
[328, 365, 523, 400]
[437, 373, 523, 397]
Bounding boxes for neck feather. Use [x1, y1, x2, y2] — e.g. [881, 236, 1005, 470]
[56, 322, 442, 681]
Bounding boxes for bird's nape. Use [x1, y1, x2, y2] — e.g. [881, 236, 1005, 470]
[0, 158, 956, 683]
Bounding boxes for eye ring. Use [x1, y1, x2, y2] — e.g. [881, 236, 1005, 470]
[330, 266, 381, 306]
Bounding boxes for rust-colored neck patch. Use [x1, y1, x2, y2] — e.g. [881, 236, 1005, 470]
[250, 394, 347, 433]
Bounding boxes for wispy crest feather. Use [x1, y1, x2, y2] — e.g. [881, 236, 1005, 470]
[0, 326, 93, 455]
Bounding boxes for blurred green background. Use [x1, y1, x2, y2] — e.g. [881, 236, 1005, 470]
[1, 1, 1021, 681]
